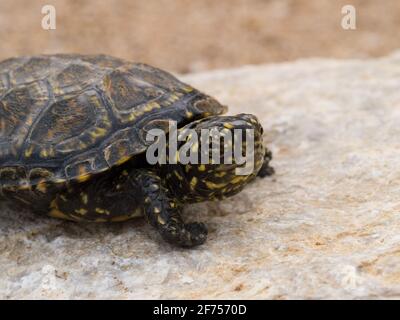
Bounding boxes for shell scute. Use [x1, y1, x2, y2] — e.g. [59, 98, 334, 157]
[0, 54, 227, 188]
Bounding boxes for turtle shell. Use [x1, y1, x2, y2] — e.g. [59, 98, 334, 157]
[0, 54, 226, 189]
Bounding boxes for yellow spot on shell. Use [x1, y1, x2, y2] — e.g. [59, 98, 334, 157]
[90, 127, 107, 139]
[40, 149, 48, 158]
[77, 166, 91, 182]
[116, 156, 131, 165]
[77, 174, 91, 182]
[143, 104, 154, 112]
[24, 146, 34, 158]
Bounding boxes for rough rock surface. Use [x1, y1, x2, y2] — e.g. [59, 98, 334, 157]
[2, 53, 400, 299]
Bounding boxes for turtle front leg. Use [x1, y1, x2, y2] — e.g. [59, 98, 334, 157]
[257, 149, 275, 178]
[132, 169, 208, 248]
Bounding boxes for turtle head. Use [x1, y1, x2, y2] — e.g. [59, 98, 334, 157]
[173, 114, 267, 201]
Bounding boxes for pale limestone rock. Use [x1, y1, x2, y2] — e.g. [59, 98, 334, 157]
[2, 53, 400, 299]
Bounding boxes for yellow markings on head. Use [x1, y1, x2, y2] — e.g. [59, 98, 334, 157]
[169, 201, 176, 208]
[75, 208, 88, 215]
[198, 164, 206, 172]
[80, 192, 88, 205]
[190, 177, 198, 189]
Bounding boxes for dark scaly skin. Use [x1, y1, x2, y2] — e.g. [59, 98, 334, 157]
[48, 115, 274, 248]
[131, 169, 208, 247]
[0, 54, 275, 248]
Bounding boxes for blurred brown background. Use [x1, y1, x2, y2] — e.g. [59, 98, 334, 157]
[0, 0, 399, 73]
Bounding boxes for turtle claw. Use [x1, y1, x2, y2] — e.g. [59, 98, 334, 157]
[181, 222, 208, 247]
[258, 149, 275, 178]
[161, 221, 208, 248]
[258, 164, 275, 178]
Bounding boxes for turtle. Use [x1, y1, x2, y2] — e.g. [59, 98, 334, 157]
[0, 54, 274, 247]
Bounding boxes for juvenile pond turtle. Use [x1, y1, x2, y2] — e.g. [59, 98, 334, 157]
[0, 54, 274, 247]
